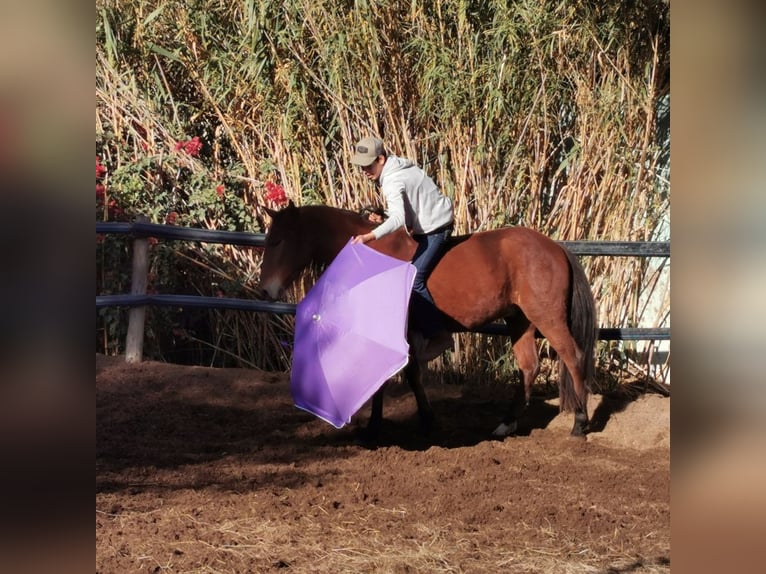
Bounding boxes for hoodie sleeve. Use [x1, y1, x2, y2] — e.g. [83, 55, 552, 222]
[371, 180, 407, 239]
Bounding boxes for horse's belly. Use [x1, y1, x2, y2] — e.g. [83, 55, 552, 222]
[428, 256, 513, 327]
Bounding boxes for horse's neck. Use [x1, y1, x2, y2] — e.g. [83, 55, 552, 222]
[307, 207, 416, 264]
[308, 208, 370, 264]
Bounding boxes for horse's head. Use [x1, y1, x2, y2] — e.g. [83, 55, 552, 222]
[258, 201, 315, 300]
[257, 200, 416, 300]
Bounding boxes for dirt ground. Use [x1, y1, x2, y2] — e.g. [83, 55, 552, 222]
[96, 354, 670, 573]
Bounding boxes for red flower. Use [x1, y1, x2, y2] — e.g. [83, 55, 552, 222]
[186, 137, 202, 156]
[96, 156, 107, 178]
[96, 183, 106, 201]
[216, 184, 225, 199]
[264, 181, 287, 206]
[165, 211, 178, 225]
[175, 136, 202, 157]
[107, 198, 123, 219]
[148, 237, 158, 246]
[187, 137, 202, 156]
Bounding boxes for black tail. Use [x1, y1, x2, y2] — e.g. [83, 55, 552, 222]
[558, 248, 597, 412]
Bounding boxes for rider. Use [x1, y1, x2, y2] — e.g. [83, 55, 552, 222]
[350, 136, 454, 345]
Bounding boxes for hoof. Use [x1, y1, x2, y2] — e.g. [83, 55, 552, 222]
[492, 421, 518, 438]
[567, 431, 588, 442]
[570, 413, 589, 438]
[354, 427, 379, 449]
[418, 415, 437, 436]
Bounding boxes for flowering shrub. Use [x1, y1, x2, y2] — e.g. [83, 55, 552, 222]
[96, 133, 285, 362]
[96, 135, 261, 231]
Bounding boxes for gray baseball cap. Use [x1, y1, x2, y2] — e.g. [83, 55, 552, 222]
[350, 136, 385, 166]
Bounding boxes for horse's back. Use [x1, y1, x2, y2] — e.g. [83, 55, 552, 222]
[448, 225, 560, 250]
[429, 226, 571, 327]
[439, 226, 567, 278]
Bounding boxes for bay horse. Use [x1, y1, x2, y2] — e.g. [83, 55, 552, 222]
[258, 201, 596, 441]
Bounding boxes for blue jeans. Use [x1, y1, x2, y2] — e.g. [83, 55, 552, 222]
[410, 225, 452, 336]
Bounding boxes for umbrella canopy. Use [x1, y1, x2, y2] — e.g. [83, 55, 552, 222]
[290, 241, 416, 428]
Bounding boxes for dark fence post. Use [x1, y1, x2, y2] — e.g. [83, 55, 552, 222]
[125, 216, 150, 363]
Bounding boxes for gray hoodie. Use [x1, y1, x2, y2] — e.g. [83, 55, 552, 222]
[371, 155, 454, 239]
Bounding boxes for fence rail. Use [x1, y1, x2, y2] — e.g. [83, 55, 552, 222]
[96, 221, 671, 257]
[96, 221, 670, 361]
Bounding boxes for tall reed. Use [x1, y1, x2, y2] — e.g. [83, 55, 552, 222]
[96, 0, 670, 381]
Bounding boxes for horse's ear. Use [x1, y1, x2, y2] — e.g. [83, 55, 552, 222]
[264, 200, 296, 219]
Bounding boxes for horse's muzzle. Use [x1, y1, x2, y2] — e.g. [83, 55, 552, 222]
[256, 280, 284, 302]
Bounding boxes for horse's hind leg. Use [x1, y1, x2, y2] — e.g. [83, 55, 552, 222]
[536, 322, 590, 437]
[492, 322, 539, 437]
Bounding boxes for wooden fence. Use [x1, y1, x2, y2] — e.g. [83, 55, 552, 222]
[96, 220, 670, 363]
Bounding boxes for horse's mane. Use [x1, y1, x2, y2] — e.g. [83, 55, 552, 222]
[299, 204, 374, 228]
[299, 204, 365, 217]
[303, 203, 480, 259]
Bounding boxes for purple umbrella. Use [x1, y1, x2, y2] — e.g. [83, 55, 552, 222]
[290, 240, 416, 428]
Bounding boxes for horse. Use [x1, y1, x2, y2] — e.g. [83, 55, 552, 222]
[257, 201, 597, 442]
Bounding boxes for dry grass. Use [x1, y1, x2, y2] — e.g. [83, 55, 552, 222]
[98, 504, 670, 573]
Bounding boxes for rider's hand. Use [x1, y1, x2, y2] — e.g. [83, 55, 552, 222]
[351, 233, 374, 245]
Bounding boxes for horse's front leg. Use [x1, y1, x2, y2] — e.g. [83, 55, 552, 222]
[403, 356, 435, 435]
[493, 324, 539, 438]
[356, 386, 385, 447]
[492, 380, 530, 437]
